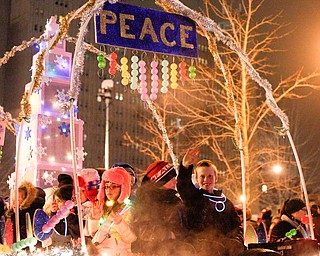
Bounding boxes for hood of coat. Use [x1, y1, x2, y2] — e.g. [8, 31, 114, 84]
[19, 182, 39, 210]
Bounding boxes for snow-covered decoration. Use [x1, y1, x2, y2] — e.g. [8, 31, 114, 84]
[25, 126, 32, 140]
[76, 147, 87, 161]
[36, 143, 47, 159]
[55, 89, 68, 104]
[39, 114, 52, 128]
[41, 75, 51, 86]
[7, 172, 15, 190]
[54, 55, 68, 69]
[42, 171, 57, 186]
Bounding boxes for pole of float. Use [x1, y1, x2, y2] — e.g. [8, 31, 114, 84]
[14, 120, 25, 242]
[69, 101, 85, 247]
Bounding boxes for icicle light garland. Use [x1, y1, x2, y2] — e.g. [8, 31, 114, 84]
[146, 99, 178, 168]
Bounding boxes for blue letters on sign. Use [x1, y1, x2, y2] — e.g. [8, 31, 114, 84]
[95, 2, 198, 58]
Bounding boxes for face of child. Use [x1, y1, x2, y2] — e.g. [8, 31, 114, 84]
[55, 196, 66, 210]
[80, 187, 87, 203]
[18, 191, 26, 205]
[105, 182, 121, 201]
[292, 207, 307, 221]
[162, 177, 177, 190]
[195, 166, 216, 193]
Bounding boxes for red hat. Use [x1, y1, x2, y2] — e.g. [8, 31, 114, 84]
[144, 161, 176, 187]
[79, 168, 100, 202]
[98, 167, 131, 204]
[78, 176, 86, 188]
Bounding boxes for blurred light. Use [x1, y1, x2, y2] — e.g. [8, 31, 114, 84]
[273, 164, 282, 174]
[33, 43, 40, 51]
[48, 156, 55, 162]
[240, 195, 245, 202]
[66, 153, 72, 160]
[262, 184, 268, 192]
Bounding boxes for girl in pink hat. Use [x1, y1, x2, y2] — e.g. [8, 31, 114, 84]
[87, 167, 136, 255]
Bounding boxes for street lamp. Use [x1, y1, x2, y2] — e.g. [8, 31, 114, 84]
[97, 79, 114, 170]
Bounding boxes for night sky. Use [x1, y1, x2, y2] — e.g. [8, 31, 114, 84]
[261, 1, 320, 163]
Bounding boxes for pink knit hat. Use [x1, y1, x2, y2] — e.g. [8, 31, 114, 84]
[98, 167, 131, 204]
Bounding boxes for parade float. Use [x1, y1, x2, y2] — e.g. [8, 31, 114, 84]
[0, 0, 318, 255]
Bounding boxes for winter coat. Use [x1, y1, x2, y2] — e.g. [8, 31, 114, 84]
[177, 164, 244, 256]
[9, 184, 45, 241]
[88, 205, 136, 256]
[131, 183, 188, 255]
[269, 214, 308, 242]
[53, 207, 80, 245]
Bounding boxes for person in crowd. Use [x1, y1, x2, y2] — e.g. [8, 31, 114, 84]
[45, 185, 80, 247]
[112, 162, 138, 200]
[235, 205, 258, 244]
[269, 198, 310, 242]
[131, 160, 194, 256]
[43, 173, 74, 214]
[88, 167, 136, 256]
[58, 173, 73, 187]
[236, 205, 258, 230]
[7, 181, 45, 242]
[77, 168, 101, 241]
[310, 202, 320, 242]
[256, 208, 272, 243]
[0, 196, 5, 244]
[178, 148, 244, 256]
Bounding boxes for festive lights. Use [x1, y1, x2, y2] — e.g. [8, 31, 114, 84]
[0, 0, 316, 251]
[130, 55, 139, 90]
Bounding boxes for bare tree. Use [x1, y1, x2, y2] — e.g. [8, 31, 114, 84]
[124, 0, 320, 210]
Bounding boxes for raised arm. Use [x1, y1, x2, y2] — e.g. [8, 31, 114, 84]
[177, 148, 202, 204]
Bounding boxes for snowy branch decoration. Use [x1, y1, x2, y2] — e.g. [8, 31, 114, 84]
[7, 172, 15, 191]
[42, 171, 57, 186]
[56, 89, 69, 104]
[36, 143, 47, 159]
[54, 55, 68, 69]
[39, 114, 52, 128]
[76, 147, 88, 161]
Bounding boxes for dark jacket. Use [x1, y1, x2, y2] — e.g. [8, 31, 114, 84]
[53, 207, 80, 239]
[131, 182, 186, 255]
[177, 164, 244, 256]
[269, 216, 306, 242]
